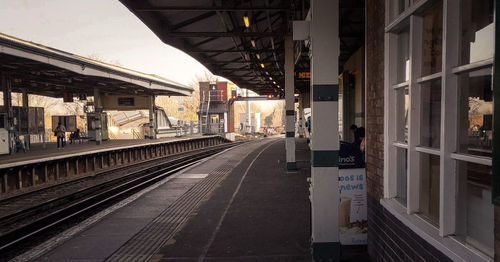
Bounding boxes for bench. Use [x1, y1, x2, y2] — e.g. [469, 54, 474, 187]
[70, 132, 90, 144]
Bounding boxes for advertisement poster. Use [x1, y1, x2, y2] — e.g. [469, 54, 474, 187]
[338, 142, 367, 245]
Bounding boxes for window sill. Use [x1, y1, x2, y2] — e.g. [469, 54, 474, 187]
[380, 198, 493, 262]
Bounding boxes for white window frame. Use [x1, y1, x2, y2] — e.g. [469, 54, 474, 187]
[383, 0, 494, 261]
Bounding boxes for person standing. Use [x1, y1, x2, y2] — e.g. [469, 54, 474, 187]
[54, 122, 66, 149]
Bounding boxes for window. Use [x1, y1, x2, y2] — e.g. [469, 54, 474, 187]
[420, 79, 441, 148]
[384, 0, 494, 260]
[421, 1, 442, 76]
[419, 153, 440, 225]
[460, 0, 494, 65]
[458, 68, 493, 157]
[396, 147, 408, 205]
[457, 162, 494, 256]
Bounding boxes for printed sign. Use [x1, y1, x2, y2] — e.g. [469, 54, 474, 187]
[338, 142, 367, 245]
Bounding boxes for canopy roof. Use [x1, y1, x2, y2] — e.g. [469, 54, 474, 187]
[0, 33, 194, 97]
[119, 0, 364, 95]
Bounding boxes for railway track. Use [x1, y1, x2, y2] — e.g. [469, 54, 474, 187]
[0, 141, 242, 260]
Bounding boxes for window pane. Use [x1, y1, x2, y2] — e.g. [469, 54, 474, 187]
[396, 88, 409, 143]
[397, 29, 410, 83]
[420, 79, 441, 148]
[460, 0, 494, 65]
[396, 147, 408, 206]
[457, 162, 493, 256]
[421, 1, 443, 76]
[419, 153, 440, 225]
[458, 68, 493, 157]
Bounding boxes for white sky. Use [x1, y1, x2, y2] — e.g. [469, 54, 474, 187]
[0, 0, 212, 85]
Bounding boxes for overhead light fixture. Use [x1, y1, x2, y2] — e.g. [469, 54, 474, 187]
[269, 77, 273, 80]
[251, 40, 256, 48]
[243, 15, 250, 28]
[273, 81, 276, 84]
[256, 54, 260, 60]
[277, 85, 280, 88]
[265, 71, 269, 75]
[260, 63, 265, 68]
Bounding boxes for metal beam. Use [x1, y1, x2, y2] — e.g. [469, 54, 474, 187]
[165, 31, 285, 38]
[136, 6, 290, 12]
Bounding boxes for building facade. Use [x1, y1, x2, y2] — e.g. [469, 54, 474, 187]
[365, 0, 497, 261]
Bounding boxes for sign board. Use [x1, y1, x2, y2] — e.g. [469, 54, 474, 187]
[338, 142, 367, 245]
[297, 72, 311, 79]
[101, 95, 150, 111]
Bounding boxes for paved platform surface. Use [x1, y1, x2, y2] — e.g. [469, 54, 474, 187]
[0, 135, 201, 165]
[20, 137, 369, 262]
[152, 138, 312, 262]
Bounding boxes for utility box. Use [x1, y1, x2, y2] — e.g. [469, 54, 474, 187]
[87, 112, 109, 141]
[0, 128, 9, 155]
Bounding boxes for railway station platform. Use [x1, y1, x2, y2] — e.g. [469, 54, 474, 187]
[0, 136, 201, 166]
[13, 137, 369, 262]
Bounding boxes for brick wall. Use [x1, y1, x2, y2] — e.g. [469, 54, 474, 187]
[365, 1, 454, 261]
[365, 0, 385, 202]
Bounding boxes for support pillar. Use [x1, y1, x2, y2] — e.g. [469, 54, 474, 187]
[246, 89, 251, 133]
[149, 95, 157, 139]
[93, 88, 102, 145]
[2, 75, 14, 154]
[285, 36, 296, 170]
[309, 0, 340, 260]
[22, 89, 30, 150]
[298, 94, 305, 138]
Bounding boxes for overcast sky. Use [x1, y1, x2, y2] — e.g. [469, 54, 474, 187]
[0, 0, 212, 85]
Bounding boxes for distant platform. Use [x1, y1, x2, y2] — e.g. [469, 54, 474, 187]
[0, 135, 203, 167]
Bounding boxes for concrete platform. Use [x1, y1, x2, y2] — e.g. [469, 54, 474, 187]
[19, 138, 369, 262]
[0, 135, 201, 166]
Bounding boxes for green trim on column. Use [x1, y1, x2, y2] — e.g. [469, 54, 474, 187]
[286, 162, 297, 171]
[312, 150, 339, 167]
[312, 242, 341, 262]
[286, 110, 295, 116]
[312, 84, 338, 101]
[493, 0, 500, 205]
[286, 132, 295, 138]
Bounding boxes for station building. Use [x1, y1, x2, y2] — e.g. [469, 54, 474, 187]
[0, 0, 497, 261]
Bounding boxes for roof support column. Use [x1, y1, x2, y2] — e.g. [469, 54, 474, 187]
[309, 0, 340, 260]
[22, 89, 30, 150]
[149, 95, 157, 139]
[2, 74, 13, 154]
[93, 88, 102, 145]
[285, 36, 296, 170]
[298, 94, 305, 138]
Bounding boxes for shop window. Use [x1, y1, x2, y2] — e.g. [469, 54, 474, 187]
[458, 68, 493, 157]
[420, 79, 441, 148]
[396, 88, 409, 143]
[396, 147, 408, 206]
[421, 1, 443, 76]
[456, 162, 493, 257]
[460, 0, 494, 65]
[397, 28, 410, 83]
[419, 153, 440, 225]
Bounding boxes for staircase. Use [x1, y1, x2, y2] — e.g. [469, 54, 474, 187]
[199, 90, 211, 134]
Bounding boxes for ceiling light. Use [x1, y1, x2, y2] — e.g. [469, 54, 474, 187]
[269, 77, 273, 80]
[243, 15, 250, 28]
[256, 54, 260, 60]
[251, 40, 256, 48]
[273, 81, 276, 84]
[260, 63, 265, 68]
